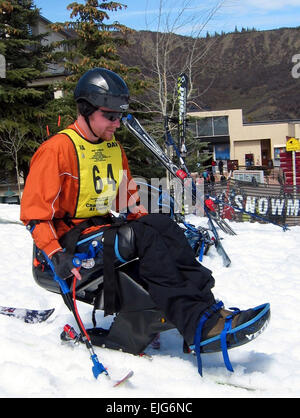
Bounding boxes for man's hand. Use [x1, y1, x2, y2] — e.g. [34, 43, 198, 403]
[51, 251, 79, 280]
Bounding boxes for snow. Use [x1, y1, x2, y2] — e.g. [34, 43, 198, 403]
[0, 203, 300, 398]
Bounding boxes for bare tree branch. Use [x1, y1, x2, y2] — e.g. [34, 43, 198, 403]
[0, 121, 29, 198]
[142, 0, 225, 117]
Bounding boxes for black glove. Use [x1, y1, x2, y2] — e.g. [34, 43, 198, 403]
[51, 251, 75, 280]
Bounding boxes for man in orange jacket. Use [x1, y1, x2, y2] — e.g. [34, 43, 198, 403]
[21, 68, 146, 278]
[20, 68, 270, 375]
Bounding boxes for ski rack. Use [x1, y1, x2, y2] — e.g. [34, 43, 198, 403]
[212, 196, 289, 231]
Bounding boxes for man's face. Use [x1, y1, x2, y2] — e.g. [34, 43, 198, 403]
[88, 107, 122, 141]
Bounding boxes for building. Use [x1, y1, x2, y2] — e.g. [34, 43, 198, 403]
[29, 15, 76, 97]
[188, 108, 300, 170]
[0, 15, 74, 201]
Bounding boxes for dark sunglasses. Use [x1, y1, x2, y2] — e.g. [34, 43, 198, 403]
[99, 109, 123, 122]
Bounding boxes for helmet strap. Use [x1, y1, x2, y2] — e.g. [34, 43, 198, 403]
[77, 100, 99, 138]
[84, 115, 98, 138]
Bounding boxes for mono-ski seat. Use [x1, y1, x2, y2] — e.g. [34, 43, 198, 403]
[32, 224, 175, 355]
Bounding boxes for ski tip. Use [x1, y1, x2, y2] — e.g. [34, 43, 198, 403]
[112, 370, 134, 387]
[41, 308, 55, 319]
[26, 309, 55, 324]
[26, 307, 55, 323]
[0, 306, 55, 324]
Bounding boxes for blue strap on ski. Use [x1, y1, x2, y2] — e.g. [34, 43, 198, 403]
[220, 307, 240, 372]
[193, 301, 223, 376]
[193, 303, 242, 375]
[193, 312, 209, 376]
[220, 317, 234, 372]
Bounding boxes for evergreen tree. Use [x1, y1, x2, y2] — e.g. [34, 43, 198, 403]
[47, 0, 143, 127]
[0, 0, 53, 183]
[47, 0, 161, 179]
[51, 1, 131, 78]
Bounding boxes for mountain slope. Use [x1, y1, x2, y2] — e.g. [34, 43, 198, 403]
[120, 27, 300, 121]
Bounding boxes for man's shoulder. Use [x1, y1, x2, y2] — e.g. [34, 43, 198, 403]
[39, 126, 76, 151]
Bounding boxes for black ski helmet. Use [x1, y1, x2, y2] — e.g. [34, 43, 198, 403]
[74, 67, 130, 115]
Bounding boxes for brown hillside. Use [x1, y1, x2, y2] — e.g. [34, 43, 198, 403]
[119, 27, 300, 121]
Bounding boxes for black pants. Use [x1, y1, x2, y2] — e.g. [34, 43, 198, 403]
[130, 214, 216, 345]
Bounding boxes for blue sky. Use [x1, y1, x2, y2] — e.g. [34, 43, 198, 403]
[34, 0, 300, 35]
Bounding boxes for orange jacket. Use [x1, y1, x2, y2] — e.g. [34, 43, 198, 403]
[20, 122, 147, 257]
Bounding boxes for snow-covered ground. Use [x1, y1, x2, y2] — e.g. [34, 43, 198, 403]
[0, 203, 299, 398]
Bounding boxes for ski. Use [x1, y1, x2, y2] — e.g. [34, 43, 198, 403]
[205, 198, 236, 236]
[206, 217, 231, 268]
[209, 211, 236, 236]
[123, 114, 231, 267]
[123, 115, 181, 178]
[214, 379, 257, 392]
[177, 73, 188, 159]
[111, 370, 134, 387]
[0, 305, 55, 323]
[0, 217, 23, 225]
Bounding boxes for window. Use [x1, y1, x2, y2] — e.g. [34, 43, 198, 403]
[194, 116, 229, 137]
[197, 117, 213, 136]
[213, 116, 229, 135]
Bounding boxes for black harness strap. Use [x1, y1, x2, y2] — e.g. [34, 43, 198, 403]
[59, 216, 111, 253]
[102, 219, 128, 316]
[103, 227, 119, 316]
